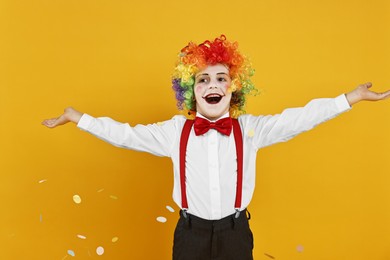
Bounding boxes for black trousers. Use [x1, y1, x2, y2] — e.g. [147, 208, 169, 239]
[173, 209, 254, 260]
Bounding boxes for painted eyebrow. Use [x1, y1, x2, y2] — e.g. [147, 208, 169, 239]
[195, 72, 229, 78]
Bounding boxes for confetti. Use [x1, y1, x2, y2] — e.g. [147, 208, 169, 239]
[157, 122, 164, 126]
[112, 236, 119, 243]
[156, 216, 167, 223]
[38, 179, 47, 184]
[40, 214, 43, 222]
[67, 249, 75, 257]
[77, 234, 87, 240]
[166, 205, 175, 213]
[73, 195, 82, 204]
[109, 195, 118, 200]
[96, 246, 104, 256]
[297, 245, 304, 253]
[97, 188, 105, 193]
[247, 129, 255, 137]
[264, 253, 275, 259]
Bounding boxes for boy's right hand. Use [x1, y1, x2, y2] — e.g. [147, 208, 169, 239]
[42, 107, 83, 128]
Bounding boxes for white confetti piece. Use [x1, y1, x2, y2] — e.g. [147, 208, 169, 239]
[38, 179, 47, 184]
[67, 249, 75, 257]
[247, 129, 255, 137]
[166, 205, 175, 213]
[112, 236, 119, 243]
[73, 195, 82, 204]
[77, 234, 87, 240]
[96, 246, 104, 255]
[109, 195, 118, 200]
[297, 245, 304, 253]
[156, 216, 167, 223]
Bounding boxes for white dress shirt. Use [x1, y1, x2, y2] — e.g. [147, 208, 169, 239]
[77, 94, 351, 220]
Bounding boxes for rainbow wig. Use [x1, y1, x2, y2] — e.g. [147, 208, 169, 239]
[172, 35, 257, 118]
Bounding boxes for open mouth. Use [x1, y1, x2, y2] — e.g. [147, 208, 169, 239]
[203, 94, 223, 104]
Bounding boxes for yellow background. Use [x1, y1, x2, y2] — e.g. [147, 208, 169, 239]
[1, 0, 389, 259]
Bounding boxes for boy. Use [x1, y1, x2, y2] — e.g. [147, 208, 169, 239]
[42, 35, 390, 260]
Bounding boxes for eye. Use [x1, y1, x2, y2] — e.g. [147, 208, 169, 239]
[196, 78, 208, 84]
[218, 77, 227, 82]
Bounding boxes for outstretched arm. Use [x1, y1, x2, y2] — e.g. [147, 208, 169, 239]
[41, 107, 83, 128]
[345, 82, 390, 106]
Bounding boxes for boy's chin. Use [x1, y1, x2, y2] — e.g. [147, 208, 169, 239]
[196, 102, 230, 120]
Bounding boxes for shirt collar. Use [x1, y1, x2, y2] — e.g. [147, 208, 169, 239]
[196, 112, 230, 122]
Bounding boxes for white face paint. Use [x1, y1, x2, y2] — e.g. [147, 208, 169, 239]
[194, 64, 232, 120]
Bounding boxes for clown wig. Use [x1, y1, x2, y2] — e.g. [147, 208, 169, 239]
[172, 35, 257, 118]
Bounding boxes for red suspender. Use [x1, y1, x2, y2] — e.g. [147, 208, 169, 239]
[179, 120, 194, 210]
[179, 119, 244, 212]
[232, 119, 243, 210]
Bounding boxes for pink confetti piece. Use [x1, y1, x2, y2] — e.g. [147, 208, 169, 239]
[297, 245, 304, 253]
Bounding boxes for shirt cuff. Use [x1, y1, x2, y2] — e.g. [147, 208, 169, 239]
[335, 94, 352, 112]
[77, 113, 95, 130]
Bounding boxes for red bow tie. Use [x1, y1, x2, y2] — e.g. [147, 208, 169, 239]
[194, 117, 233, 136]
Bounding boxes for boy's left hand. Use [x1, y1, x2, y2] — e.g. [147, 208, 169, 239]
[346, 82, 390, 106]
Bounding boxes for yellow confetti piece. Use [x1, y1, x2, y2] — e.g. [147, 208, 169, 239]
[247, 129, 255, 137]
[109, 195, 118, 200]
[73, 195, 82, 204]
[38, 179, 47, 184]
[77, 234, 86, 239]
[97, 188, 105, 193]
[112, 237, 119, 243]
[156, 122, 164, 126]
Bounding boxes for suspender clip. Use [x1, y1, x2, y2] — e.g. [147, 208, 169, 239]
[235, 209, 240, 219]
[182, 209, 188, 219]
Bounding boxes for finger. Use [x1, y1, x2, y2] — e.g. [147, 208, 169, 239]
[42, 118, 57, 127]
[381, 90, 390, 99]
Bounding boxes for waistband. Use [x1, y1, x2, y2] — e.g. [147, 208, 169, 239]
[179, 209, 250, 231]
